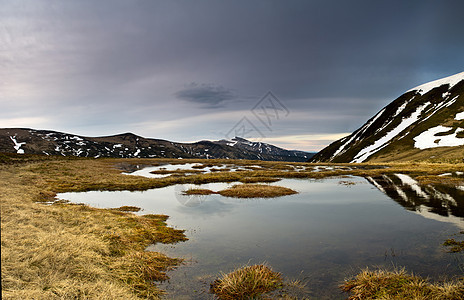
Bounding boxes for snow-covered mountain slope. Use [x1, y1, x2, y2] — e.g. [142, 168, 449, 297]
[216, 137, 312, 160]
[311, 71, 464, 163]
[0, 129, 313, 162]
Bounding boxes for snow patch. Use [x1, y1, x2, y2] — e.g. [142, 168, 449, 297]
[455, 111, 464, 120]
[10, 136, 26, 154]
[351, 102, 430, 163]
[331, 108, 386, 159]
[413, 126, 464, 149]
[407, 71, 464, 95]
[445, 96, 458, 107]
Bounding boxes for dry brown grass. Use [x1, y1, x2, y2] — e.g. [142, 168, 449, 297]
[341, 268, 464, 300]
[111, 205, 142, 212]
[1, 159, 186, 299]
[210, 264, 283, 300]
[182, 188, 217, 195]
[239, 176, 281, 183]
[218, 184, 297, 198]
[443, 232, 464, 253]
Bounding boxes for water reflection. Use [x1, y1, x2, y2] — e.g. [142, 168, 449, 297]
[366, 174, 464, 228]
[57, 175, 464, 299]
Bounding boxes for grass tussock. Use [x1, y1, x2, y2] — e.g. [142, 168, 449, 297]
[182, 188, 217, 195]
[341, 268, 464, 300]
[218, 184, 297, 198]
[239, 176, 281, 183]
[111, 205, 142, 212]
[210, 264, 283, 300]
[443, 232, 464, 253]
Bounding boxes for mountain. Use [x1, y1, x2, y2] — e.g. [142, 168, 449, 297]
[216, 137, 311, 160]
[311, 72, 464, 163]
[0, 128, 314, 162]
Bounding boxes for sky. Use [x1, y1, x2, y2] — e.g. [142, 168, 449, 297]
[1, 0, 464, 151]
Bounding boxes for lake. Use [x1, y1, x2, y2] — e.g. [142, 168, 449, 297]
[58, 169, 464, 299]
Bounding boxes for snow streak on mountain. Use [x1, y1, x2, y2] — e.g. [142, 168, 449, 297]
[0, 129, 313, 162]
[311, 72, 464, 163]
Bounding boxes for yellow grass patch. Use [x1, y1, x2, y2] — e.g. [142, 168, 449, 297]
[1, 160, 186, 299]
[182, 188, 217, 195]
[210, 264, 283, 300]
[341, 268, 464, 300]
[218, 184, 297, 198]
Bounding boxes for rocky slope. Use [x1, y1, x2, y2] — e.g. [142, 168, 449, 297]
[0, 128, 313, 162]
[311, 72, 464, 163]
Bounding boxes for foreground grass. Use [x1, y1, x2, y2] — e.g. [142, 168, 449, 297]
[1, 157, 187, 299]
[341, 268, 464, 300]
[210, 264, 283, 300]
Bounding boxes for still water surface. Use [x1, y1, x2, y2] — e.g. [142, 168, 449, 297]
[58, 174, 464, 299]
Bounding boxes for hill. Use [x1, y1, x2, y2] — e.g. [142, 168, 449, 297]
[311, 72, 464, 163]
[0, 128, 313, 162]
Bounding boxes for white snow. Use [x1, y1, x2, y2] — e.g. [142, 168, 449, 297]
[455, 111, 464, 120]
[393, 101, 408, 117]
[420, 96, 458, 123]
[413, 126, 464, 149]
[351, 102, 430, 163]
[407, 71, 464, 95]
[134, 149, 141, 157]
[331, 108, 386, 159]
[113, 144, 122, 148]
[445, 96, 458, 107]
[9, 136, 25, 154]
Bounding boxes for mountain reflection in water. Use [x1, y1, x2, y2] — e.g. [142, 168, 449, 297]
[366, 174, 464, 228]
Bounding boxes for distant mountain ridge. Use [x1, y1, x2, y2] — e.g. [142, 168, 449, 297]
[311, 72, 464, 163]
[0, 128, 313, 162]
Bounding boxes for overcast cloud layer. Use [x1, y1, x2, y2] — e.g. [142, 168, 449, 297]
[1, 0, 463, 151]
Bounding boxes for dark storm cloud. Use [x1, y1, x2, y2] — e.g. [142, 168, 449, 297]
[175, 83, 235, 107]
[1, 0, 464, 150]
